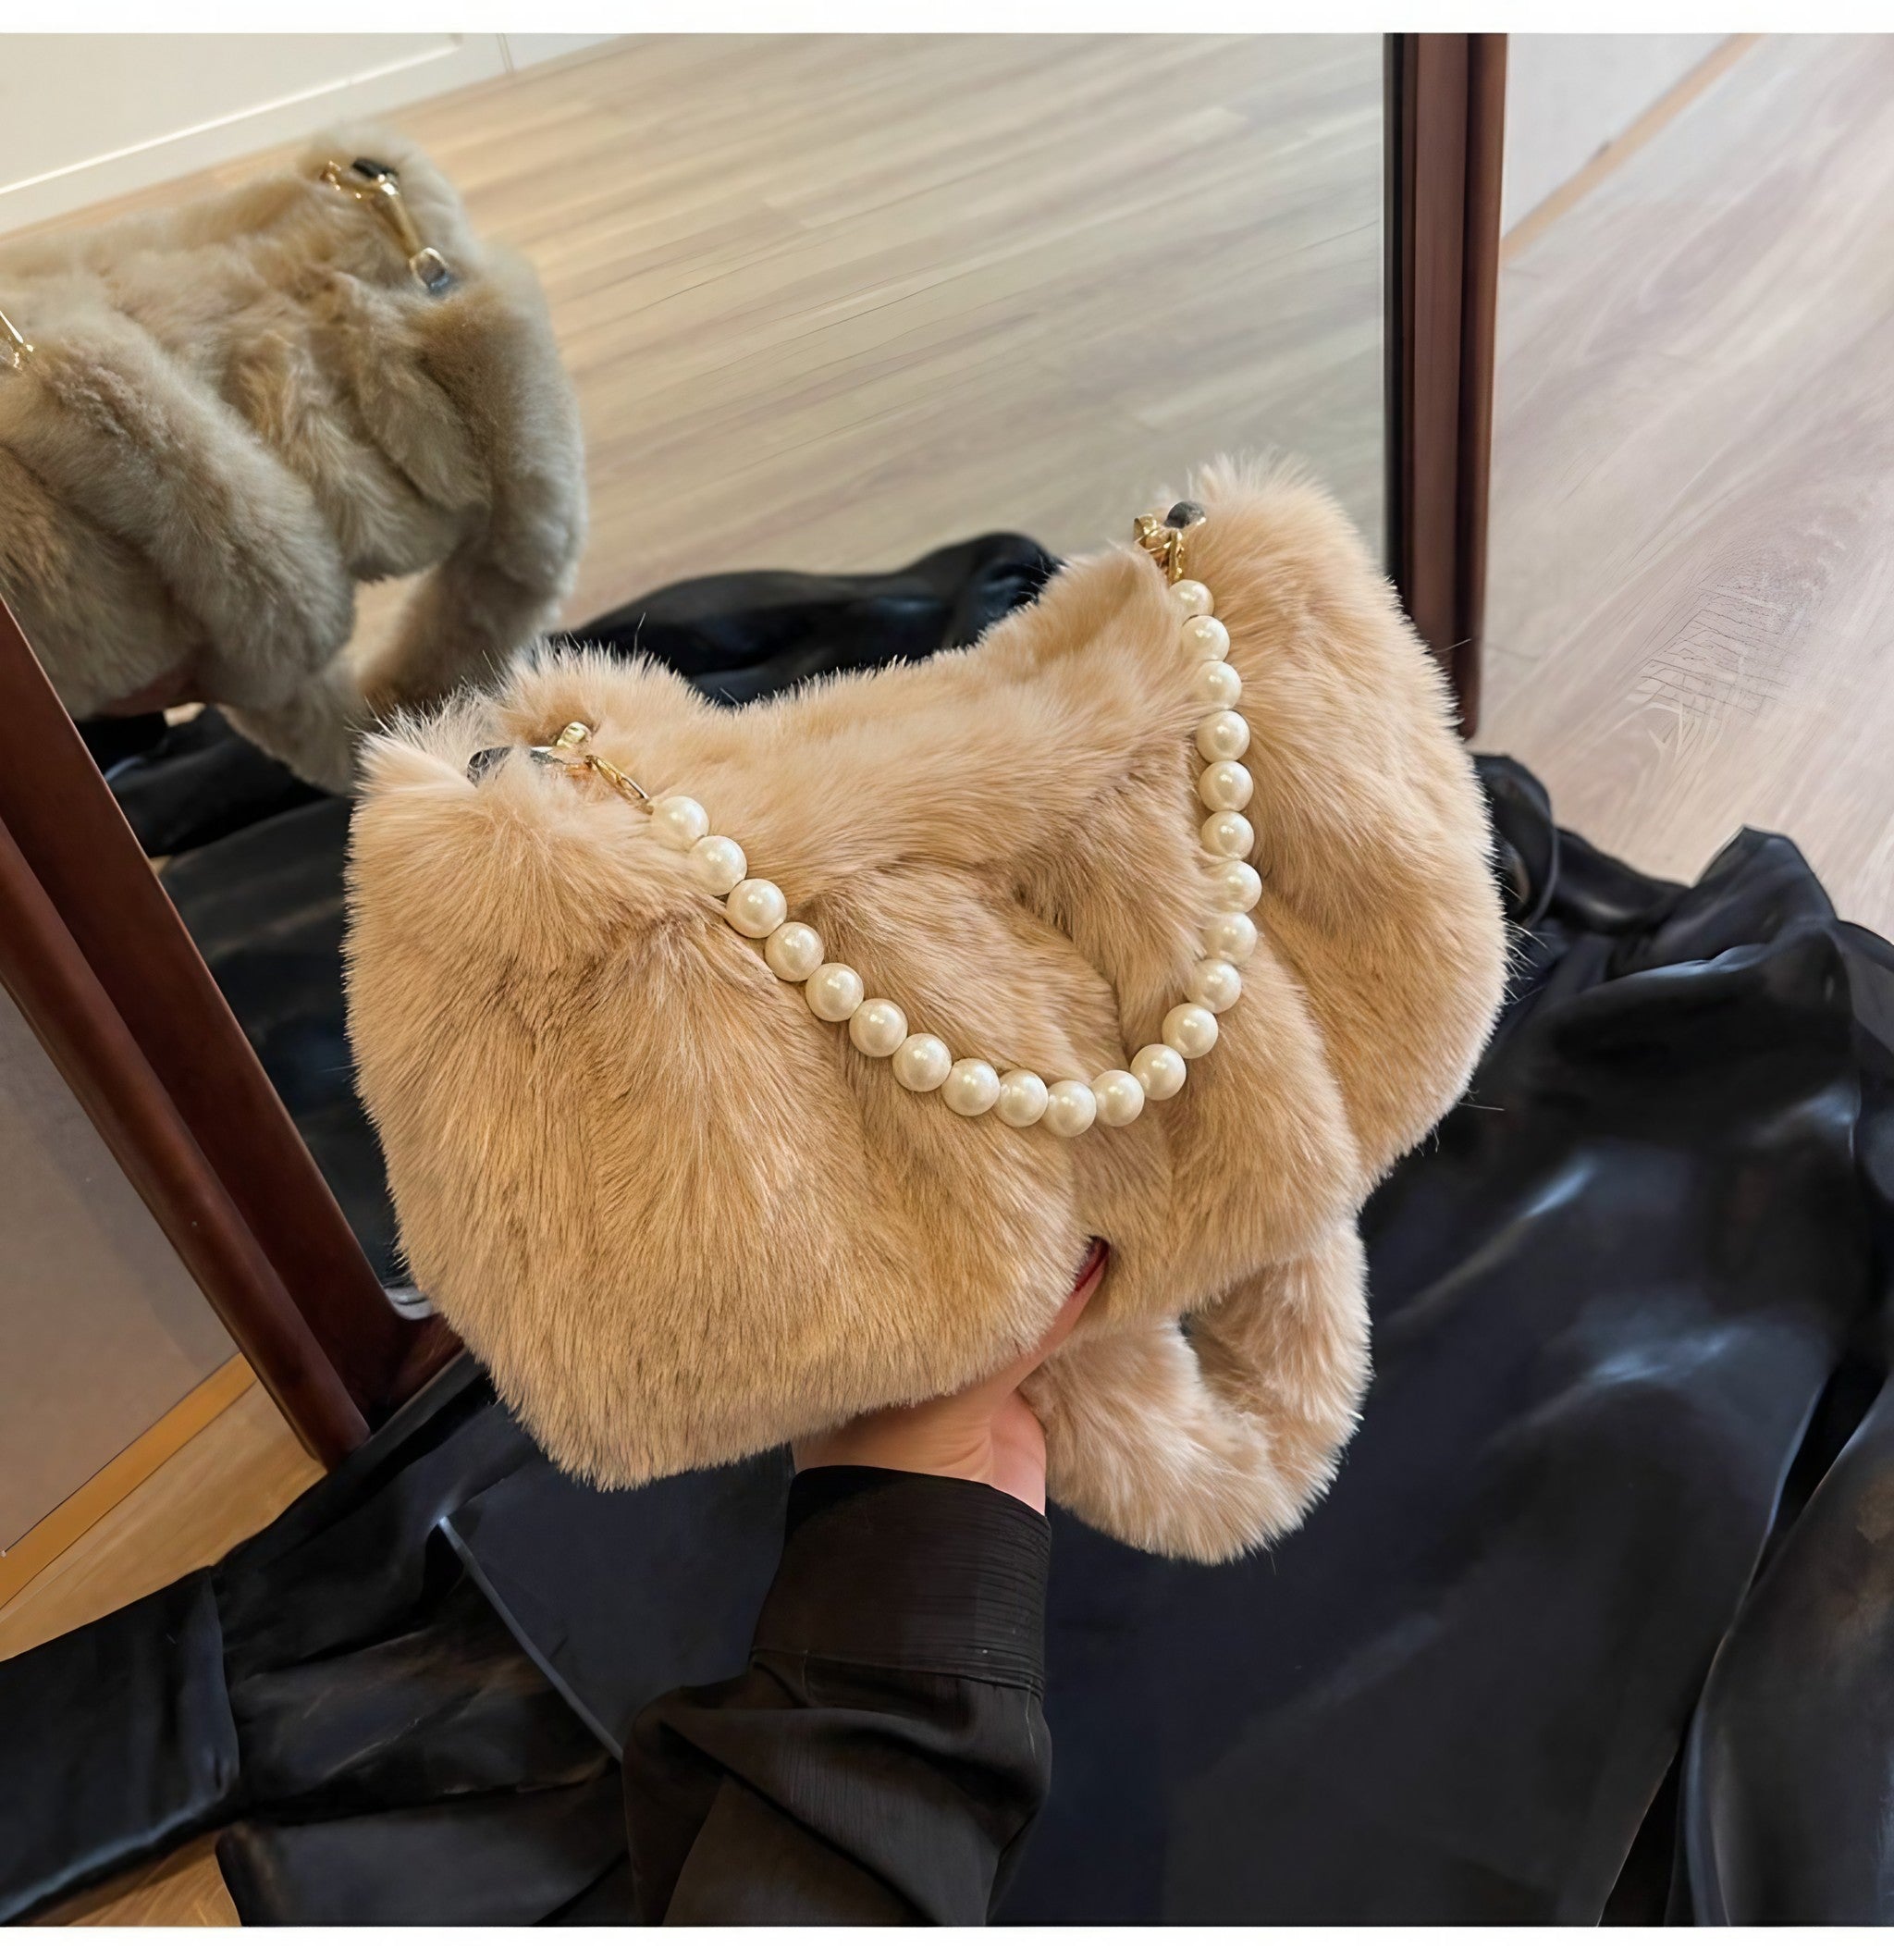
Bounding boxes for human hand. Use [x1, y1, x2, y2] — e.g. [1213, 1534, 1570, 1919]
[792, 1239, 1107, 1512]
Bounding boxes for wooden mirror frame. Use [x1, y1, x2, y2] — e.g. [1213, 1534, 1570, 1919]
[0, 605, 455, 1468]
[0, 33, 1508, 1467]
[1386, 31, 1507, 736]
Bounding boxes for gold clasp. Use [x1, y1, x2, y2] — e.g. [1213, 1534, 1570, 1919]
[320, 157, 454, 294]
[0, 304, 32, 372]
[1135, 499, 1208, 584]
[527, 720, 649, 803]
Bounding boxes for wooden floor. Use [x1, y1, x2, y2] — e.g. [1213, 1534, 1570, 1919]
[12, 25, 1894, 1927]
[1481, 33, 1894, 935]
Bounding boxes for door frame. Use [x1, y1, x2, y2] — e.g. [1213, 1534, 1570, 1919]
[1385, 31, 1508, 735]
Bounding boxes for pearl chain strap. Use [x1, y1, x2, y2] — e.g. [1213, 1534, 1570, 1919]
[518, 503, 1258, 1139]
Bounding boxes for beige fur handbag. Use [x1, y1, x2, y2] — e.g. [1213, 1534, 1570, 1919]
[344, 464, 1507, 1562]
[0, 128, 584, 789]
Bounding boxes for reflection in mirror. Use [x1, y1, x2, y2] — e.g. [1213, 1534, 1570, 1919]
[509, 32, 1388, 597]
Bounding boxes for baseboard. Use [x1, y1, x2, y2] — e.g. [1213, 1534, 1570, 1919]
[0, 1354, 254, 1610]
[0, 33, 618, 238]
[1503, 34, 1762, 263]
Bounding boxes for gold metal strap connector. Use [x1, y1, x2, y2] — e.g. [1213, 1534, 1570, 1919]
[0, 305, 32, 372]
[1134, 499, 1209, 584]
[320, 157, 455, 294]
[528, 720, 650, 803]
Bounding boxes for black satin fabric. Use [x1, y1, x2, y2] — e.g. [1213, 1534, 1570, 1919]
[1675, 930, 1894, 1926]
[4, 548, 1889, 1925]
[1009, 813, 1884, 1924]
[84, 707, 330, 859]
[625, 1467, 1053, 1925]
[0, 1572, 237, 1917]
[423, 785, 1894, 1925]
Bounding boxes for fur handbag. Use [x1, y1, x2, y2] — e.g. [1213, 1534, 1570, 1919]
[344, 464, 1507, 1561]
[0, 128, 584, 790]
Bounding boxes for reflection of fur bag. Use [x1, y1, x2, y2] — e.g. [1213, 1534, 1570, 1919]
[345, 464, 1507, 1562]
[0, 128, 584, 790]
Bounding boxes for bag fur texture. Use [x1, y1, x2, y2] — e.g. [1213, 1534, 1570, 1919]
[345, 462, 1507, 1562]
[0, 127, 584, 790]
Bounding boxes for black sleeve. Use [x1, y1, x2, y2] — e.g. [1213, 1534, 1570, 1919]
[621, 1465, 1053, 1925]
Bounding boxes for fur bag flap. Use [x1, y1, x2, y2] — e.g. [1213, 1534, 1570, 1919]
[0, 128, 584, 791]
[345, 463, 1507, 1561]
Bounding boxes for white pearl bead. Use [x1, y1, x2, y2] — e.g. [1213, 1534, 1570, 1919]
[1188, 956, 1243, 1014]
[848, 997, 908, 1057]
[1201, 809, 1255, 859]
[764, 920, 824, 982]
[1131, 1042, 1187, 1101]
[1042, 1079, 1098, 1137]
[806, 962, 865, 1022]
[942, 1058, 1001, 1117]
[726, 878, 788, 938]
[1199, 759, 1254, 812]
[1169, 578, 1214, 619]
[648, 794, 709, 850]
[1214, 859, 1263, 912]
[892, 1032, 953, 1091]
[1181, 614, 1231, 660]
[1091, 1068, 1146, 1128]
[1195, 710, 1250, 764]
[1205, 713, 1257, 769]
[687, 833, 747, 895]
[1162, 1003, 1219, 1059]
[995, 1069, 1050, 1128]
[1205, 911, 1260, 964]
[1193, 659, 1243, 709]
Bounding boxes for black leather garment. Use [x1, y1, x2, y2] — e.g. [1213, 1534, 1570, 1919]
[625, 1467, 1052, 1925]
[5, 752, 1889, 1926]
[568, 530, 1056, 706]
[4, 542, 1887, 1923]
[0, 1572, 237, 1917]
[85, 708, 330, 860]
[384, 775, 1894, 1926]
[159, 795, 398, 1276]
[1672, 920, 1894, 1927]
[1, 1357, 558, 1925]
[0, 1366, 1052, 1928]
[1007, 811, 1888, 1924]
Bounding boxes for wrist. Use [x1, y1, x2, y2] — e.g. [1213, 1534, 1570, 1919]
[793, 1405, 1045, 1511]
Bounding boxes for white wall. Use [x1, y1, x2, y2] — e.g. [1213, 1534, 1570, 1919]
[1503, 34, 1728, 233]
[0, 34, 615, 235]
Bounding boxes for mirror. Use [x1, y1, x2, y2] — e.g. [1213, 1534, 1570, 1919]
[0, 31, 1394, 1442]
[499, 32, 1387, 602]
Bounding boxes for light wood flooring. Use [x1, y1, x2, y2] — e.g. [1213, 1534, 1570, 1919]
[1481, 33, 1894, 935]
[11, 25, 1894, 1927]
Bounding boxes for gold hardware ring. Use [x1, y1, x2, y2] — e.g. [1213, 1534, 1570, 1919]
[0, 304, 32, 372]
